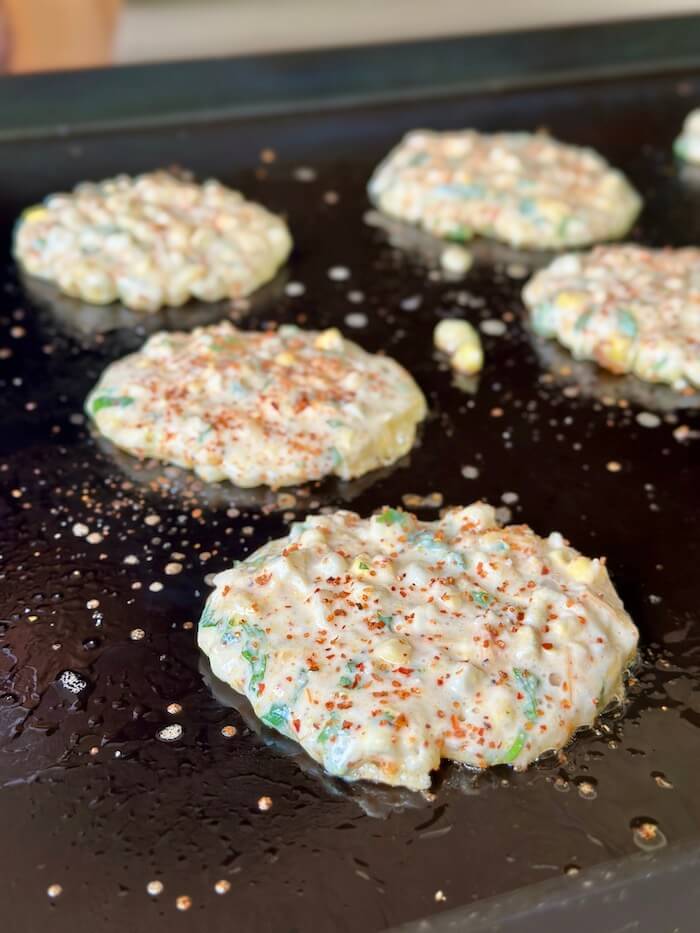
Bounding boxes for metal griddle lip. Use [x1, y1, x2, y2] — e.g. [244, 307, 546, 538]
[388, 837, 700, 933]
[3, 13, 700, 933]
[0, 13, 699, 143]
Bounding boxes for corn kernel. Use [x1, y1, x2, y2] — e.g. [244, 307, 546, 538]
[451, 340, 484, 375]
[314, 328, 344, 351]
[350, 554, 372, 577]
[556, 290, 588, 312]
[373, 637, 412, 665]
[434, 319, 478, 355]
[550, 550, 598, 584]
[440, 245, 472, 275]
[22, 205, 48, 224]
[601, 336, 634, 372]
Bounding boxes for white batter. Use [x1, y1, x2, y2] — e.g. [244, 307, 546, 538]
[85, 323, 427, 488]
[199, 503, 638, 790]
[523, 245, 700, 390]
[14, 171, 292, 312]
[368, 129, 641, 249]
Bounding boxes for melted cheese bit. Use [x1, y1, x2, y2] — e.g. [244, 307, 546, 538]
[85, 323, 427, 488]
[14, 171, 292, 312]
[368, 129, 641, 249]
[199, 503, 638, 790]
[523, 245, 700, 390]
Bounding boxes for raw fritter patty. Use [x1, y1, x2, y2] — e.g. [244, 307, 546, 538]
[199, 503, 638, 790]
[523, 245, 700, 390]
[368, 129, 641, 249]
[674, 108, 700, 164]
[14, 171, 292, 312]
[85, 323, 427, 488]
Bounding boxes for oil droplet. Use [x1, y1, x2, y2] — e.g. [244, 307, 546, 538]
[146, 880, 164, 897]
[564, 864, 580, 875]
[130, 628, 145, 641]
[652, 771, 674, 790]
[157, 724, 183, 743]
[257, 795, 273, 811]
[57, 669, 89, 695]
[167, 703, 183, 715]
[47, 884, 63, 898]
[175, 895, 192, 911]
[221, 724, 237, 738]
[631, 818, 667, 851]
[214, 879, 231, 895]
[575, 778, 598, 800]
[637, 411, 661, 429]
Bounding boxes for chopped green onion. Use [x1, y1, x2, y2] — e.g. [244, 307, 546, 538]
[91, 395, 134, 413]
[375, 507, 407, 527]
[513, 667, 541, 722]
[261, 704, 289, 729]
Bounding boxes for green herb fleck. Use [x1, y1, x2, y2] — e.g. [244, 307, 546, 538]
[499, 729, 526, 764]
[375, 507, 407, 527]
[617, 309, 638, 338]
[574, 310, 593, 332]
[232, 620, 267, 688]
[199, 603, 219, 629]
[513, 667, 541, 722]
[471, 590, 493, 608]
[339, 659, 362, 689]
[242, 647, 267, 687]
[261, 703, 289, 729]
[673, 138, 689, 160]
[556, 217, 571, 238]
[91, 395, 134, 414]
[447, 224, 472, 243]
[378, 613, 395, 631]
[317, 715, 340, 744]
[532, 303, 557, 337]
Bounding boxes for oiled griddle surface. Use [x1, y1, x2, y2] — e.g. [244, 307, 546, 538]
[1, 70, 700, 933]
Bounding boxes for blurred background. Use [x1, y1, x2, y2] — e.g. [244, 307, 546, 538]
[3, 0, 699, 74]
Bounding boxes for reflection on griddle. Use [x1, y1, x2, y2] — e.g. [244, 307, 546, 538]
[529, 328, 700, 412]
[90, 427, 415, 513]
[20, 265, 289, 341]
[199, 654, 431, 819]
[364, 208, 555, 274]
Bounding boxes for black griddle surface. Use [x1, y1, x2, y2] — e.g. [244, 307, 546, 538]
[1, 68, 700, 933]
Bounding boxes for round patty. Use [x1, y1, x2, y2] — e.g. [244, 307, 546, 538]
[85, 323, 427, 488]
[199, 503, 638, 790]
[14, 171, 292, 312]
[368, 129, 641, 250]
[523, 245, 700, 390]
